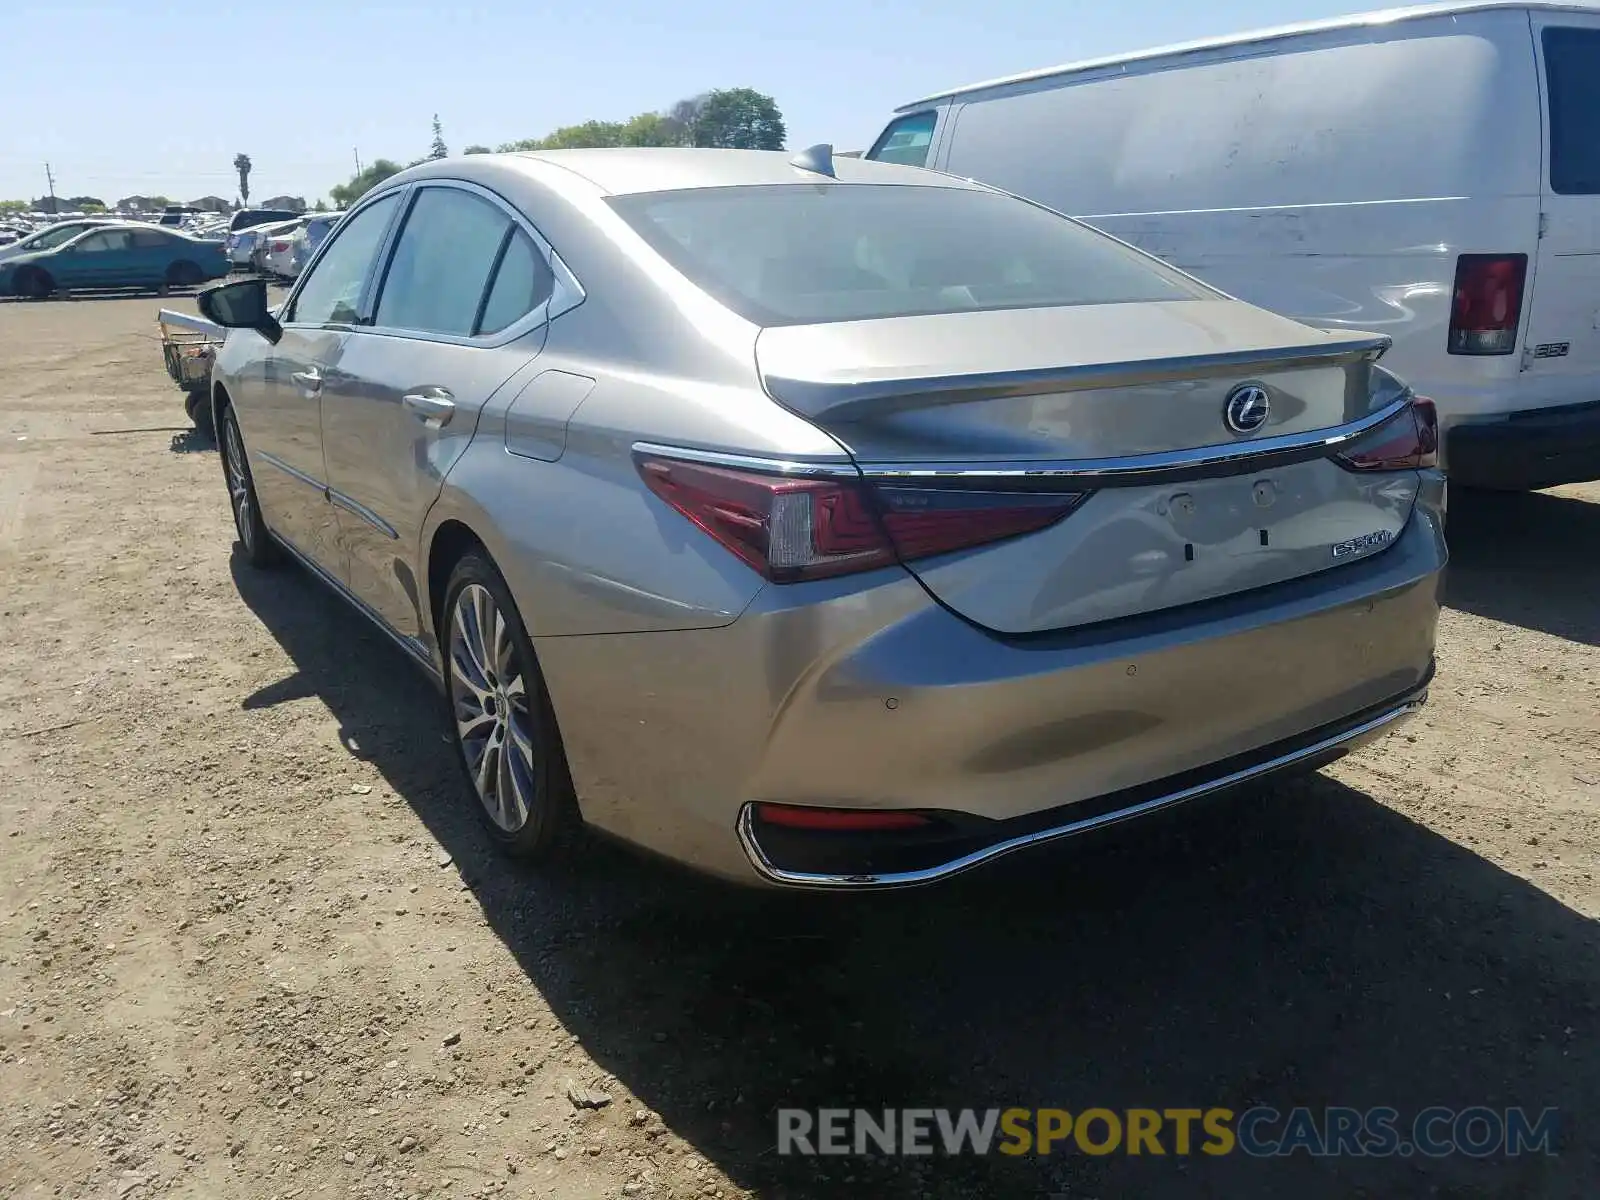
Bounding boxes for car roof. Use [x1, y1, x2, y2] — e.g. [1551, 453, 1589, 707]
[497, 147, 982, 196]
[897, 0, 1600, 108]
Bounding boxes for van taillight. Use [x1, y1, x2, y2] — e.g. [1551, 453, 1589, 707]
[1448, 254, 1527, 355]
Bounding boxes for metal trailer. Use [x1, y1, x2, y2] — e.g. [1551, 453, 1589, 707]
[157, 308, 224, 434]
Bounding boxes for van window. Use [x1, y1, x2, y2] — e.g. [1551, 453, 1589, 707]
[867, 112, 937, 167]
[609, 183, 1209, 327]
[1544, 27, 1600, 194]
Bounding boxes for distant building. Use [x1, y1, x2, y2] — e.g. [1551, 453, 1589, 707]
[260, 194, 307, 213]
[115, 195, 170, 214]
[188, 195, 233, 213]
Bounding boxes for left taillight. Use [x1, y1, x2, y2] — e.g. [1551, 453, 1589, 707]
[634, 453, 1087, 583]
[1335, 398, 1439, 472]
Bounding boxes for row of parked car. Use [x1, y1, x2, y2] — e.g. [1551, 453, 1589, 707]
[223, 210, 338, 280]
[0, 205, 344, 297]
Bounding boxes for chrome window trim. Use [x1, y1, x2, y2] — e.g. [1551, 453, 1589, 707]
[855, 394, 1414, 486]
[360, 179, 585, 348]
[738, 692, 1428, 890]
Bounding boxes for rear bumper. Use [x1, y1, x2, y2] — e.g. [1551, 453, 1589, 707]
[739, 679, 1429, 887]
[534, 478, 1446, 887]
[1446, 400, 1600, 490]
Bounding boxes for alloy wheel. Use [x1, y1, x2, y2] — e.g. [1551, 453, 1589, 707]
[449, 583, 537, 831]
[223, 415, 255, 553]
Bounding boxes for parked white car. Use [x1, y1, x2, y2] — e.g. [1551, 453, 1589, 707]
[867, 0, 1600, 490]
[259, 219, 306, 278]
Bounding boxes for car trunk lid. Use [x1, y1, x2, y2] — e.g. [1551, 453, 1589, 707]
[755, 300, 1420, 634]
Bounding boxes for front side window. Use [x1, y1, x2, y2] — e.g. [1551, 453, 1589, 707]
[1544, 27, 1600, 194]
[374, 188, 512, 335]
[289, 193, 401, 325]
[866, 111, 937, 167]
[609, 183, 1209, 326]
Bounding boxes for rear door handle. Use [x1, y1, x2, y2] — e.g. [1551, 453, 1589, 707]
[290, 368, 323, 395]
[403, 387, 456, 427]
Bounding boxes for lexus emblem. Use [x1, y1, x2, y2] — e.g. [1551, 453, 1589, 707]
[1224, 384, 1271, 434]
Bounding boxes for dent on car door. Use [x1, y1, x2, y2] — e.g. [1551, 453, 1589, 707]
[321, 184, 561, 643]
[240, 192, 403, 573]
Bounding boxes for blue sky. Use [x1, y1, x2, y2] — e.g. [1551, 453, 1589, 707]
[8, 0, 1390, 206]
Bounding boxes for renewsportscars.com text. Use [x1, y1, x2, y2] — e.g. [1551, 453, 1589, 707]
[776, 1106, 1558, 1158]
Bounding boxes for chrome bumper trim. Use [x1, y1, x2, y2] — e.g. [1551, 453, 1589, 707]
[737, 694, 1426, 890]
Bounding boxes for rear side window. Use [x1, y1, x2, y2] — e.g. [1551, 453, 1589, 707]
[131, 229, 171, 248]
[374, 188, 511, 336]
[609, 183, 1208, 326]
[477, 230, 555, 334]
[1544, 27, 1600, 194]
[867, 111, 937, 167]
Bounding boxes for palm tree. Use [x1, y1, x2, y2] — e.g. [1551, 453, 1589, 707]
[233, 154, 252, 206]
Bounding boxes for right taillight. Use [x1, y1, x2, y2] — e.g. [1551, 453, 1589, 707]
[1448, 253, 1527, 355]
[1336, 398, 1439, 472]
[634, 454, 1087, 582]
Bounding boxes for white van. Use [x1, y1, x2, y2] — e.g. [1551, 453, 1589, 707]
[865, 1, 1600, 490]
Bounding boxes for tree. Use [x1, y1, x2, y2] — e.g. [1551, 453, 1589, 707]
[429, 114, 448, 160]
[462, 145, 492, 155]
[0, 199, 28, 214]
[621, 112, 684, 147]
[329, 158, 404, 209]
[65, 196, 106, 211]
[233, 154, 252, 205]
[691, 88, 785, 150]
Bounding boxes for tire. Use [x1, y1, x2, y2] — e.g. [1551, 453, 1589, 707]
[442, 553, 577, 859]
[218, 405, 280, 568]
[185, 390, 215, 438]
[167, 260, 203, 288]
[12, 267, 52, 300]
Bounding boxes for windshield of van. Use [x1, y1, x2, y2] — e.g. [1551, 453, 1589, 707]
[608, 183, 1209, 326]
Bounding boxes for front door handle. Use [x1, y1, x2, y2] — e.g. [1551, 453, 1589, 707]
[402, 387, 456, 427]
[290, 368, 323, 396]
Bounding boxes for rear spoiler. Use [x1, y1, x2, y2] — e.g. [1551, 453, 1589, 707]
[763, 333, 1392, 423]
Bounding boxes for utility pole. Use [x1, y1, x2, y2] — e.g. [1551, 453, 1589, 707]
[44, 162, 56, 211]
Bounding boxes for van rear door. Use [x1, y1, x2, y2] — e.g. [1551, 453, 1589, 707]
[1521, 15, 1600, 396]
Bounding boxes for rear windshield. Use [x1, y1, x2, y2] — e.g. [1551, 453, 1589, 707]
[1544, 27, 1600, 194]
[607, 183, 1207, 326]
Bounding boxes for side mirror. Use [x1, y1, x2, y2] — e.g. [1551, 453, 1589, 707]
[198, 277, 282, 344]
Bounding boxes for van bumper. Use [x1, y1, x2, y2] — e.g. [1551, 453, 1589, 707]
[1447, 400, 1600, 490]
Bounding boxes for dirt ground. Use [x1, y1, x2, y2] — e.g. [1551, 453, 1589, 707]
[0, 292, 1596, 1200]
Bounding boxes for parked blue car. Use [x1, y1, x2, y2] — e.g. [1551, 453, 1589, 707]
[0, 225, 228, 298]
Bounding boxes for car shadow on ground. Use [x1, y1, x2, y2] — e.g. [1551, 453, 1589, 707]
[0, 285, 208, 305]
[1443, 487, 1600, 647]
[230, 550, 1598, 1199]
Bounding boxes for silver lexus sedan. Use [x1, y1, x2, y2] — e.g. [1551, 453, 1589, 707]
[198, 147, 1445, 889]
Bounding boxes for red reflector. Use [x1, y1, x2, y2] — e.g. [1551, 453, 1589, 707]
[1336, 398, 1439, 472]
[753, 803, 931, 831]
[1449, 254, 1526, 355]
[270, 241, 290, 252]
[635, 455, 1086, 583]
